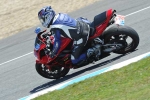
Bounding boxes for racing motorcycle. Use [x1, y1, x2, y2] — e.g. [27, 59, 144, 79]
[34, 9, 139, 79]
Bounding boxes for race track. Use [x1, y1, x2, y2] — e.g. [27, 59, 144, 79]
[0, 0, 150, 100]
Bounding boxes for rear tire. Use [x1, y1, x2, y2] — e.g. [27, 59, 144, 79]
[103, 25, 139, 54]
[35, 63, 70, 79]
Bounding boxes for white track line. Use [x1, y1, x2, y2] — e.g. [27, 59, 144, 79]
[0, 52, 33, 66]
[1, 6, 150, 66]
[125, 6, 150, 17]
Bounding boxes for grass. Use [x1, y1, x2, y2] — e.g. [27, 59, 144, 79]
[33, 57, 150, 100]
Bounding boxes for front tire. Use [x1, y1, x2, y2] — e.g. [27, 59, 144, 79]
[103, 25, 139, 54]
[35, 63, 70, 79]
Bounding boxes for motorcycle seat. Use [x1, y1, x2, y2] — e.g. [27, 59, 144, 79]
[90, 11, 107, 28]
[89, 11, 107, 37]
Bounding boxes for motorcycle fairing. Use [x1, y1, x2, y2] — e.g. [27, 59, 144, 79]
[35, 36, 72, 64]
[35, 42, 41, 51]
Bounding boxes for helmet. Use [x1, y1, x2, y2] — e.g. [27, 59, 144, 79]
[38, 6, 55, 28]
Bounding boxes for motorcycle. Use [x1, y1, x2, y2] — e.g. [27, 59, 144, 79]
[34, 9, 139, 79]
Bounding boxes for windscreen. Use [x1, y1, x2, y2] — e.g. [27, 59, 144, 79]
[34, 37, 41, 50]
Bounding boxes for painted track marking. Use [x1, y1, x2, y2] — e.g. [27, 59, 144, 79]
[0, 52, 33, 66]
[125, 6, 150, 17]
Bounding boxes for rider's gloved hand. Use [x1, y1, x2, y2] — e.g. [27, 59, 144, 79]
[44, 48, 55, 58]
[44, 36, 56, 58]
[49, 51, 55, 58]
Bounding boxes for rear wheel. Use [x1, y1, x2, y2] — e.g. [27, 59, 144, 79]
[35, 63, 70, 79]
[103, 25, 139, 54]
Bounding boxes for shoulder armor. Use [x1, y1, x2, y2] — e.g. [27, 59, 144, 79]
[52, 13, 77, 27]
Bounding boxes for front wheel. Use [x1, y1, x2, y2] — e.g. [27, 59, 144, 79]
[35, 63, 70, 79]
[103, 25, 139, 54]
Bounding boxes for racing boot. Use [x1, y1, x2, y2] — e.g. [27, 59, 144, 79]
[87, 44, 101, 59]
[93, 37, 104, 44]
[73, 59, 88, 69]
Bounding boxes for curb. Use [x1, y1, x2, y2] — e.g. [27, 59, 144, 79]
[19, 52, 150, 100]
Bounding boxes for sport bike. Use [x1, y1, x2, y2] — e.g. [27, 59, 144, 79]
[34, 9, 139, 79]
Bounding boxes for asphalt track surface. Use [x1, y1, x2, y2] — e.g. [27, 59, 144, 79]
[0, 0, 150, 100]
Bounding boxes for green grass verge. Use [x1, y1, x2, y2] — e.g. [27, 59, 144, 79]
[33, 57, 150, 100]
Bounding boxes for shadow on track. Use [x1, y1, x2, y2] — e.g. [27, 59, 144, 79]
[30, 51, 133, 94]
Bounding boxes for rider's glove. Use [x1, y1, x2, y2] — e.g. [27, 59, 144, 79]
[49, 51, 55, 58]
[44, 48, 55, 58]
[44, 48, 50, 55]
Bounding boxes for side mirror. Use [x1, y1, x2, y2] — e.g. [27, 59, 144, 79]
[35, 27, 41, 34]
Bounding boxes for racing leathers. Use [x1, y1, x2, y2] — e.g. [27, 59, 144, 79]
[48, 13, 100, 66]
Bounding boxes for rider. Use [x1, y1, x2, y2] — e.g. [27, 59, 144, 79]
[37, 6, 101, 66]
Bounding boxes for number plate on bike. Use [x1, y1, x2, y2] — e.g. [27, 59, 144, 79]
[114, 15, 125, 26]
